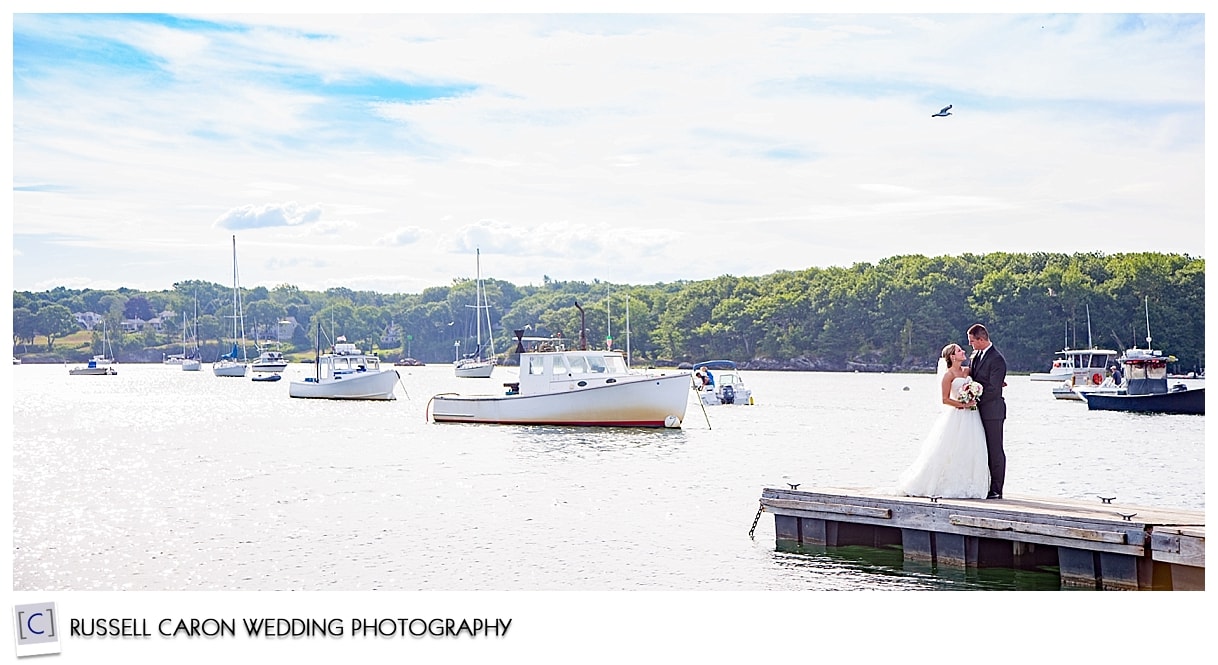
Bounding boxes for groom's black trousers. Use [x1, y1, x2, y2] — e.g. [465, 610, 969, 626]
[982, 418, 1005, 495]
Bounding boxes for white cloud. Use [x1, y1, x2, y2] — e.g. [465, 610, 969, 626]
[213, 202, 324, 230]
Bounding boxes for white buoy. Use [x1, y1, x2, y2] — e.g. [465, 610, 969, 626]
[664, 415, 680, 428]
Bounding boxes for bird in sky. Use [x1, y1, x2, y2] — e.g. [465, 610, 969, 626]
[931, 104, 953, 117]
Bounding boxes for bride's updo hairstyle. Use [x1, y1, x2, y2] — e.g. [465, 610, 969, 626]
[941, 343, 960, 368]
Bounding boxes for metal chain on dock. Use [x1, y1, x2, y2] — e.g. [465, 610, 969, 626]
[748, 501, 765, 539]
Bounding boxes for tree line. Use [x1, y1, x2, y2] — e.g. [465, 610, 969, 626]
[11, 252, 1206, 373]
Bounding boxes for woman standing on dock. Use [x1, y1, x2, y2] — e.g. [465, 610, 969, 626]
[896, 343, 991, 499]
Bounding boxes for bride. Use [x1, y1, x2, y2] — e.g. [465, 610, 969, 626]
[896, 343, 991, 498]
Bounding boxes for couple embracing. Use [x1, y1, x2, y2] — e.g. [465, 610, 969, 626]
[897, 324, 1007, 500]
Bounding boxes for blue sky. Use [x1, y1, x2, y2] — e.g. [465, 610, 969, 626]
[8, 9, 1207, 295]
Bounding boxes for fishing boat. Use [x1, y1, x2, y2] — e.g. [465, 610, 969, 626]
[1082, 348, 1203, 415]
[692, 360, 754, 405]
[1044, 306, 1120, 400]
[288, 329, 400, 400]
[1048, 348, 1121, 401]
[1081, 298, 1204, 415]
[429, 304, 690, 427]
[213, 236, 249, 377]
[454, 248, 496, 378]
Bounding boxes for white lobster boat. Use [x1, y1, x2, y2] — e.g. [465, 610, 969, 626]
[289, 342, 399, 400]
[430, 344, 690, 427]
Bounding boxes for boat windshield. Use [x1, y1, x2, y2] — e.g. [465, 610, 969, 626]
[1126, 361, 1167, 381]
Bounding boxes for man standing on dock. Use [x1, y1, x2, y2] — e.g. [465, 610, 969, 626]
[967, 324, 1007, 499]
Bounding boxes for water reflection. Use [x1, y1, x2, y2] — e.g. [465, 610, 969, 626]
[774, 542, 1067, 590]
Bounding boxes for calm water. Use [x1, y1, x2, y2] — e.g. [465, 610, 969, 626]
[11, 363, 1205, 591]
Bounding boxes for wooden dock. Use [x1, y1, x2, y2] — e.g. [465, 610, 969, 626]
[759, 487, 1204, 590]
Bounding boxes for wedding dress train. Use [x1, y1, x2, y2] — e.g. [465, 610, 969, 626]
[897, 376, 990, 498]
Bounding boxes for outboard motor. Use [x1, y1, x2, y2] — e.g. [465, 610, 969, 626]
[722, 384, 736, 404]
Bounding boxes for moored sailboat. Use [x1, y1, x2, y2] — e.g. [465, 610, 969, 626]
[454, 248, 496, 378]
[213, 235, 249, 377]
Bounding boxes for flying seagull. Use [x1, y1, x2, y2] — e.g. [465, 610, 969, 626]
[931, 104, 952, 117]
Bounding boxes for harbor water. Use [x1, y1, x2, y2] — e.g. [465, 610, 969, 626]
[11, 363, 1205, 591]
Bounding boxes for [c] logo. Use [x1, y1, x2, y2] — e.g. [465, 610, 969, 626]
[13, 602, 61, 657]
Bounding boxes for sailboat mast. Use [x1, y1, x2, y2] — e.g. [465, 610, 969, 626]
[231, 235, 239, 344]
[474, 249, 483, 356]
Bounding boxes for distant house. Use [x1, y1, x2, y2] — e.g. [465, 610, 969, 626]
[251, 318, 299, 344]
[120, 318, 145, 333]
[381, 322, 402, 345]
[73, 311, 105, 330]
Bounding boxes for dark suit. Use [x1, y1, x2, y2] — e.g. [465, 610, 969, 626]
[970, 344, 1007, 496]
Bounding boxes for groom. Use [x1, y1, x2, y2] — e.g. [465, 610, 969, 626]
[967, 323, 1007, 499]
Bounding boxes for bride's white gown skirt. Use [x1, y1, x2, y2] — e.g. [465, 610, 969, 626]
[897, 406, 991, 499]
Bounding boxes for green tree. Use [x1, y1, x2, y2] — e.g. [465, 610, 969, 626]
[35, 304, 76, 351]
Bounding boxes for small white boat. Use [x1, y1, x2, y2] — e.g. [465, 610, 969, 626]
[289, 342, 399, 400]
[431, 323, 689, 427]
[251, 350, 288, 373]
[182, 358, 202, 372]
[69, 359, 117, 376]
[71, 322, 117, 375]
[1029, 355, 1075, 382]
[692, 360, 754, 405]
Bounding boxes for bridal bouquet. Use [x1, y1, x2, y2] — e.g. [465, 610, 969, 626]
[959, 380, 983, 409]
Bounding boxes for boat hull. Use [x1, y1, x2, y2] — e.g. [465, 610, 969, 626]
[213, 360, 248, 377]
[1082, 388, 1204, 415]
[699, 386, 753, 406]
[454, 360, 495, 378]
[69, 366, 117, 376]
[431, 373, 690, 427]
[289, 369, 399, 400]
[182, 359, 202, 371]
[252, 362, 288, 373]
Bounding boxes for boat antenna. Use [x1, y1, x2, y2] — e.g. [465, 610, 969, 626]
[1144, 295, 1152, 347]
[575, 300, 587, 350]
[606, 283, 612, 350]
[314, 322, 321, 382]
[1085, 303, 1093, 348]
[625, 293, 631, 368]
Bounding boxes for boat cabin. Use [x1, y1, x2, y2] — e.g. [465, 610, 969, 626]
[1060, 348, 1119, 386]
[507, 350, 631, 395]
[313, 343, 382, 381]
[1120, 349, 1171, 396]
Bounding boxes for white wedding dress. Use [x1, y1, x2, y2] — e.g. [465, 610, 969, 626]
[896, 376, 990, 498]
